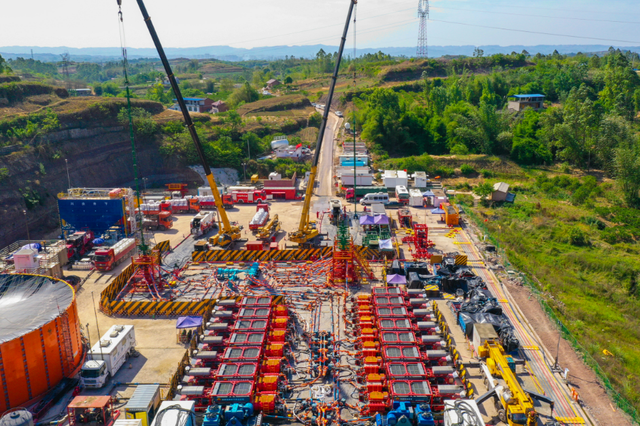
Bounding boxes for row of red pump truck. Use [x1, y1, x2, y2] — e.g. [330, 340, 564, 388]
[176, 296, 290, 414]
[348, 286, 468, 424]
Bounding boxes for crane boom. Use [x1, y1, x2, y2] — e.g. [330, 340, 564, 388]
[130, 0, 240, 246]
[478, 340, 544, 426]
[290, 0, 357, 245]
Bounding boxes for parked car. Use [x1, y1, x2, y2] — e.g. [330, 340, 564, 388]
[335, 111, 343, 117]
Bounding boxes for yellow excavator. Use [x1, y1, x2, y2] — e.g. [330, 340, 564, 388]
[289, 0, 357, 246]
[476, 340, 554, 426]
[257, 214, 281, 240]
[127, 0, 240, 247]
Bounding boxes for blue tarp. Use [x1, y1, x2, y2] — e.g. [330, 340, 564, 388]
[21, 243, 42, 251]
[422, 191, 434, 197]
[176, 316, 203, 329]
[431, 208, 445, 214]
[387, 274, 406, 284]
[359, 215, 375, 225]
[93, 238, 105, 245]
[374, 215, 389, 225]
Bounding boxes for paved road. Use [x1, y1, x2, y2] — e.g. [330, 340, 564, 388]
[450, 228, 589, 425]
[316, 112, 341, 197]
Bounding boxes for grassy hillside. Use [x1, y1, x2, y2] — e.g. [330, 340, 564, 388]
[237, 94, 312, 116]
[424, 156, 640, 418]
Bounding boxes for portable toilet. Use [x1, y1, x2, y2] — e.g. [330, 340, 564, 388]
[13, 249, 39, 271]
[124, 385, 161, 426]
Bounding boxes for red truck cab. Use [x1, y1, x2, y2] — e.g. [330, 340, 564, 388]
[93, 238, 135, 271]
[66, 230, 94, 259]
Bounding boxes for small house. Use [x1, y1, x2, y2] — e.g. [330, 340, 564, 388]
[211, 100, 229, 113]
[507, 94, 545, 112]
[412, 171, 428, 188]
[266, 79, 280, 89]
[264, 172, 297, 200]
[491, 182, 509, 202]
[169, 97, 213, 113]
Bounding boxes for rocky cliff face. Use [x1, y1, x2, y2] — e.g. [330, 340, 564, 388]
[0, 121, 202, 248]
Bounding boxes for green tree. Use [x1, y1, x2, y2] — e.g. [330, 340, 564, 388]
[101, 82, 120, 97]
[146, 82, 171, 104]
[117, 107, 159, 139]
[227, 82, 259, 107]
[614, 137, 640, 207]
[224, 110, 244, 134]
[473, 182, 494, 200]
[220, 78, 234, 93]
[551, 85, 602, 167]
[284, 76, 293, 84]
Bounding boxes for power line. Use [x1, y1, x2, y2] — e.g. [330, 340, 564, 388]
[467, 0, 640, 17]
[439, 5, 640, 25]
[429, 18, 640, 45]
[224, 6, 417, 49]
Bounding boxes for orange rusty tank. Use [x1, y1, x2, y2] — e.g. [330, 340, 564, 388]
[0, 274, 84, 414]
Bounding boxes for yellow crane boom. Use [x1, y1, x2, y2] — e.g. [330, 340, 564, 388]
[131, 0, 240, 247]
[257, 214, 281, 240]
[477, 340, 554, 426]
[289, 0, 357, 246]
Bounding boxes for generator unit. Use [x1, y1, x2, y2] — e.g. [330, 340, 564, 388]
[385, 362, 430, 380]
[232, 320, 269, 332]
[380, 331, 418, 346]
[388, 380, 432, 403]
[381, 346, 423, 361]
[220, 347, 262, 363]
[378, 318, 415, 332]
[216, 363, 259, 381]
[210, 381, 254, 404]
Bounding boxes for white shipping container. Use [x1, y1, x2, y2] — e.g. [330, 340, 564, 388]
[408, 189, 424, 207]
[341, 174, 373, 186]
[472, 323, 499, 353]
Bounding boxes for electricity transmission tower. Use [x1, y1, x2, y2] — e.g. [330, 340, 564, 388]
[60, 53, 71, 89]
[416, 0, 429, 58]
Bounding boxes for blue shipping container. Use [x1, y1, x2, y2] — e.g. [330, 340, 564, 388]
[58, 198, 127, 236]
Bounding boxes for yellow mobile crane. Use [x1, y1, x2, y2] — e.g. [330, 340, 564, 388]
[476, 340, 554, 425]
[124, 0, 240, 247]
[257, 214, 281, 240]
[289, 0, 357, 246]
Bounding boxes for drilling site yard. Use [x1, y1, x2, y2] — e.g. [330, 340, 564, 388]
[59, 194, 601, 426]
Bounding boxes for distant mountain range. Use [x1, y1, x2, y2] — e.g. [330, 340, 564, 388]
[1, 44, 638, 62]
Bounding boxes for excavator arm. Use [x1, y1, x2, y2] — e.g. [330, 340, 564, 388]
[128, 0, 240, 246]
[289, 0, 357, 245]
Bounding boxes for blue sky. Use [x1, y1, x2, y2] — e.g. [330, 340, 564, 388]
[1, 0, 639, 49]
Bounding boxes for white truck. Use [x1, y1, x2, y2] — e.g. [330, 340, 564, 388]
[190, 211, 215, 236]
[80, 325, 136, 388]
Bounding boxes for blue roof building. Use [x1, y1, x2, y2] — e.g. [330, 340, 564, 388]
[508, 94, 545, 112]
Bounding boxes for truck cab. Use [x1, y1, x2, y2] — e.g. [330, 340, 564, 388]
[93, 248, 115, 271]
[81, 325, 136, 389]
[80, 360, 109, 388]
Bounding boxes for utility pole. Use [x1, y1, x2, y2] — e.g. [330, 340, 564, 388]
[65, 159, 71, 189]
[242, 162, 247, 182]
[416, 0, 429, 58]
[23, 209, 30, 244]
